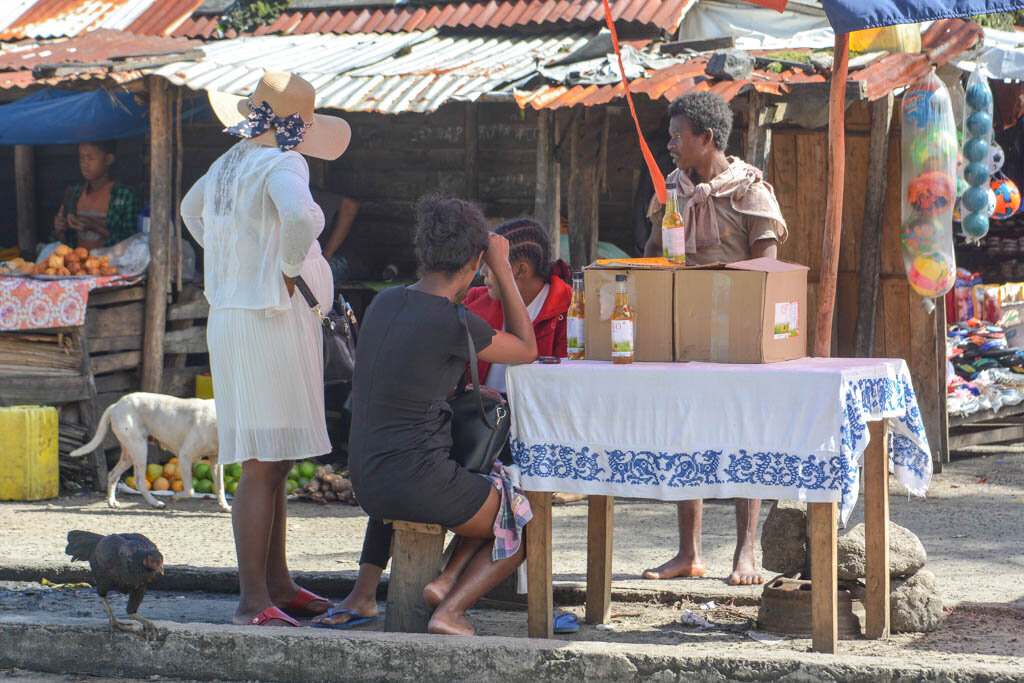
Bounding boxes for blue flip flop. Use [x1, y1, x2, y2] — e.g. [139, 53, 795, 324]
[553, 612, 580, 634]
[311, 608, 377, 630]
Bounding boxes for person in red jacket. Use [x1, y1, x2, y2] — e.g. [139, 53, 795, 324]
[465, 218, 571, 391]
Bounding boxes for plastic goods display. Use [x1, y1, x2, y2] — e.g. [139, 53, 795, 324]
[901, 71, 958, 299]
[958, 71, 995, 242]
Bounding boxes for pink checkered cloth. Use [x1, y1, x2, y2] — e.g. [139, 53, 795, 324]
[484, 463, 533, 561]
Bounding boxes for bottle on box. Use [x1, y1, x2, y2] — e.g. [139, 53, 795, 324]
[611, 273, 634, 364]
[661, 183, 687, 265]
[567, 271, 585, 360]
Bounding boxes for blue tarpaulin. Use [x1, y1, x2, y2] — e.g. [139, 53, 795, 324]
[0, 88, 209, 146]
[823, 0, 1024, 34]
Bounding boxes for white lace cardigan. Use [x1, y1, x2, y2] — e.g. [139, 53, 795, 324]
[181, 140, 325, 314]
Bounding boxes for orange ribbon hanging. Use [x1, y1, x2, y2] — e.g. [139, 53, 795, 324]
[601, 0, 666, 204]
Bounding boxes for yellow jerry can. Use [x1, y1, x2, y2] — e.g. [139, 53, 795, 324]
[0, 405, 59, 501]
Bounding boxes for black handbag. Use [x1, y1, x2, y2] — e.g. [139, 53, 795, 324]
[448, 307, 510, 474]
[294, 276, 358, 385]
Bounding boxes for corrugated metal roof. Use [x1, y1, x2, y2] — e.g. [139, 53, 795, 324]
[150, 29, 594, 113]
[0, 28, 200, 89]
[515, 17, 985, 110]
[0, 0, 202, 40]
[172, 0, 694, 38]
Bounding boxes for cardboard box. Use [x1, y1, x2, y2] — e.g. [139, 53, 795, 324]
[584, 259, 676, 362]
[674, 258, 808, 363]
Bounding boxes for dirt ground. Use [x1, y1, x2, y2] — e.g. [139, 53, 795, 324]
[1, 448, 1023, 666]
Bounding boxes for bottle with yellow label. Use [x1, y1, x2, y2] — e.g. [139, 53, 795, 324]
[610, 273, 634, 364]
[567, 271, 585, 360]
[661, 182, 686, 265]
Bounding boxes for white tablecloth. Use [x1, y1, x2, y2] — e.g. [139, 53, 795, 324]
[506, 358, 932, 524]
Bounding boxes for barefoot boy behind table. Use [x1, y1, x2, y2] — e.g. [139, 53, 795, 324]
[642, 91, 788, 586]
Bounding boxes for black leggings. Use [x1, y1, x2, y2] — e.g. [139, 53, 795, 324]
[359, 518, 393, 569]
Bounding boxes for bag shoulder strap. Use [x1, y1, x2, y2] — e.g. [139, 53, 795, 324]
[293, 275, 319, 310]
[458, 306, 497, 431]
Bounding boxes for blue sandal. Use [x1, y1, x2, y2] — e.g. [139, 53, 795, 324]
[311, 608, 377, 630]
[554, 612, 580, 634]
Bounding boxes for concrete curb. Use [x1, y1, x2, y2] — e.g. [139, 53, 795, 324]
[1, 618, 1020, 683]
[0, 564, 762, 607]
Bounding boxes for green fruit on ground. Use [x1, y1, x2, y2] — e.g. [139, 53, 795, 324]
[226, 480, 238, 495]
[193, 462, 211, 480]
[145, 464, 164, 481]
[288, 466, 300, 480]
[297, 476, 310, 489]
[195, 478, 214, 494]
[298, 461, 316, 479]
[227, 463, 242, 479]
[285, 479, 298, 494]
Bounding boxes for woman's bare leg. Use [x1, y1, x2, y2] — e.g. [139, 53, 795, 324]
[232, 459, 292, 625]
[427, 538, 525, 635]
[424, 536, 488, 608]
[425, 487, 525, 635]
[266, 471, 332, 614]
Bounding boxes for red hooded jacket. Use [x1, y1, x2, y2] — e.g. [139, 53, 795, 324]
[464, 275, 572, 384]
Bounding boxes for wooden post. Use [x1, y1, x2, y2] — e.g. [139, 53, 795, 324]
[746, 92, 771, 171]
[142, 76, 173, 394]
[525, 490, 553, 638]
[74, 327, 107, 492]
[384, 521, 444, 633]
[933, 295, 948, 471]
[854, 93, 894, 358]
[809, 501, 838, 653]
[465, 102, 479, 201]
[14, 145, 36, 255]
[585, 495, 614, 624]
[813, 33, 850, 358]
[568, 108, 598, 271]
[864, 421, 890, 639]
[174, 88, 184, 292]
[534, 109, 561, 258]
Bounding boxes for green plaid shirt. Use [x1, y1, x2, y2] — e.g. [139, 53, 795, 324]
[64, 181, 142, 246]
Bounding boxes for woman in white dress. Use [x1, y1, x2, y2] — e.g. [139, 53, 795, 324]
[181, 72, 351, 627]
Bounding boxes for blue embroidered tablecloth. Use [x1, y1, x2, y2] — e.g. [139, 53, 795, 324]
[507, 358, 932, 524]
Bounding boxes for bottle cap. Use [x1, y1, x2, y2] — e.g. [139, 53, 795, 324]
[615, 274, 627, 282]
[666, 182, 676, 189]
[572, 271, 583, 279]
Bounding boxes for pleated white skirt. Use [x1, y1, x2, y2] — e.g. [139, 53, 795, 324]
[207, 256, 333, 464]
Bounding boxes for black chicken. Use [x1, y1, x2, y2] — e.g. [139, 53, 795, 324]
[65, 530, 164, 637]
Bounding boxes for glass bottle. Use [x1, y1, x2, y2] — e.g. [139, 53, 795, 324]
[662, 182, 687, 265]
[567, 271, 586, 360]
[610, 273, 634, 365]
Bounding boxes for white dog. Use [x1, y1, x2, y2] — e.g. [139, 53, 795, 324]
[70, 392, 229, 512]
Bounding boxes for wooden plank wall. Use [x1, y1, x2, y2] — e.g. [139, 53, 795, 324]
[767, 101, 943, 462]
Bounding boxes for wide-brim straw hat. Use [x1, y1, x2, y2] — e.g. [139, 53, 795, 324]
[208, 71, 350, 161]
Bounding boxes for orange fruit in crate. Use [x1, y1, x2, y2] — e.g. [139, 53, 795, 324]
[171, 480, 184, 492]
[168, 457, 178, 464]
[163, 462, 179, 478]
[152, 477, 170, 491]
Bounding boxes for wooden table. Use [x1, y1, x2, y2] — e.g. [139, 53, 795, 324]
[523, 420, 890, 651]
[507, 358, 932, 653]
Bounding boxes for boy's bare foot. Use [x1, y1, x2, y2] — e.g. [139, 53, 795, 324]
[311, 594, 378, 626]
[427, 608, 476, 636]
[552, 492, 587, 505]
[641, 553, 706, 579]
[727, 547, 764, 585]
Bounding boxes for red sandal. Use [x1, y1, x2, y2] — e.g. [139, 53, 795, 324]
[283, 588, 332, 618]
[249, 606, 300, 627]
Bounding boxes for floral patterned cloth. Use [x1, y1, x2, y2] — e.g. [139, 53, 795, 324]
[0, 274, 140, 331]
[507, 357, 932, 525]
[225, 97, 313, 152]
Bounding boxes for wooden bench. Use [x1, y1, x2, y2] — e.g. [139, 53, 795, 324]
[384, 520, 446, 632]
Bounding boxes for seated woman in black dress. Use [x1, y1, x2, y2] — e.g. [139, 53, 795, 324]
[314, 194, 538, 635]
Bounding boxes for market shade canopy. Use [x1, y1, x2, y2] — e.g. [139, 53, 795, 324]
[0, 88, 207, 146]
[745, 0, 1024, 33]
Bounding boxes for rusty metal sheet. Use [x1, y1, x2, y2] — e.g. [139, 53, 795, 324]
[171, 0, 693, 37]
